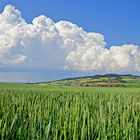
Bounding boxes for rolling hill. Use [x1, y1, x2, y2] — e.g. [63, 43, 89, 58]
[46, 74, 140, 87]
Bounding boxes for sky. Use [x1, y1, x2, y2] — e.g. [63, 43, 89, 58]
[0, 0, 140, 82]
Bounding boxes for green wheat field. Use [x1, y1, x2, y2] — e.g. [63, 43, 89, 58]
[0, 83, 140, 140]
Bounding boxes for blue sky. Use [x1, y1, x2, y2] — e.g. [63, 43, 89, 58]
[0, 0, 140, 47]
[0, 0, 140, 82]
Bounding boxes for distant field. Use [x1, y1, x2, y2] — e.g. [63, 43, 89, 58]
[48, 74, 140, 88]
[0, 83, 140, 139]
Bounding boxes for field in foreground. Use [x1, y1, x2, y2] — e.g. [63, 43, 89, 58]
[0, 84, 140, 140]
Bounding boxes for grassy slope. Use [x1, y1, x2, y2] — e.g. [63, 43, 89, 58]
[47, 74, 140, 87]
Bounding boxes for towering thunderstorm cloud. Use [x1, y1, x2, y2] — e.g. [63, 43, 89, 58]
[0, 5, 140, 72]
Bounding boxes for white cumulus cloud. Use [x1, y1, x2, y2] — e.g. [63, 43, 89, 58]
[0, 5, 140, 72]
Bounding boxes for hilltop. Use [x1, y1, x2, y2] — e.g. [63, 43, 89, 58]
[46, 74, 140, 87]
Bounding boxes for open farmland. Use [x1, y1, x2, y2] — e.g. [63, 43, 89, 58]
[0, 84, 140, 140]
[47, 74, 140, 88]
